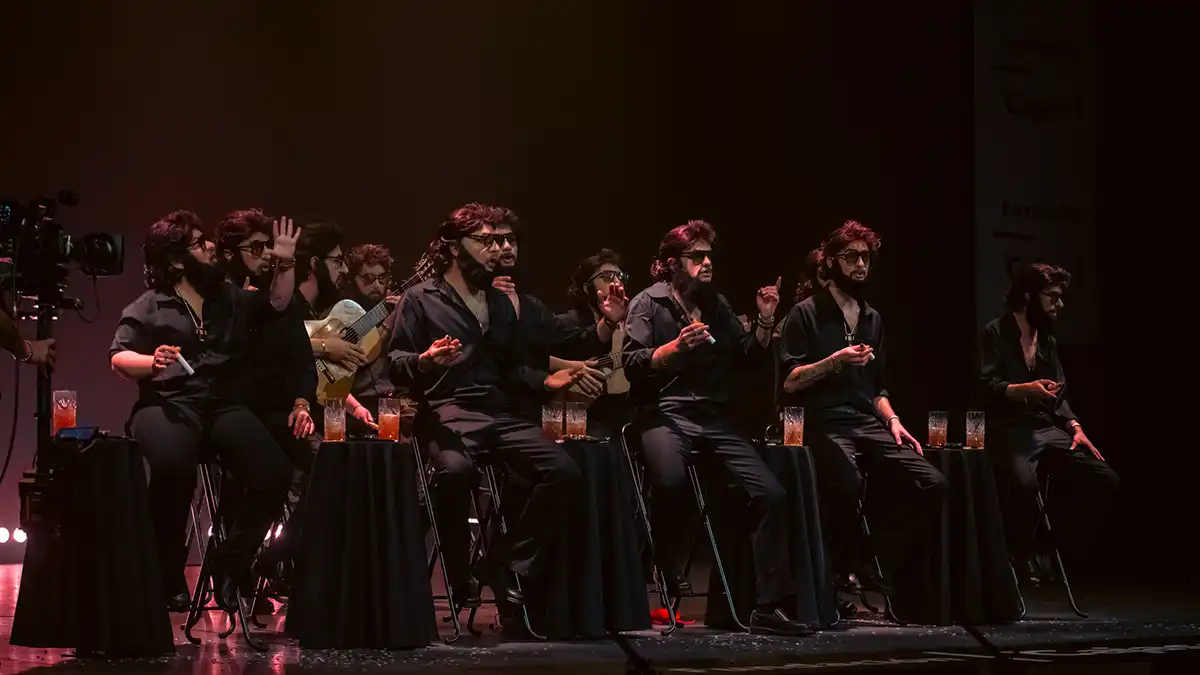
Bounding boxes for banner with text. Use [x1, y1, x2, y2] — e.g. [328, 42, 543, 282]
[974, 0, 1097, 344]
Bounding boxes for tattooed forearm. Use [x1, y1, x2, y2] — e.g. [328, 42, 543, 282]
[784, 357, 839, 393]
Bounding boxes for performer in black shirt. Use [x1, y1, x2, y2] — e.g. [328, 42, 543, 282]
[109, 211, 297, 610]
[342, 243, 403, 416]
[389, 203, 596, 608]
[977, 262, 1119, 574]
[777, 220, 945, 591]
[489, 222, 610, 422]
[214, 209, 318, 600]
[623, 220, 812, 637]
[216, 209, 317, 450]
[558, 249, 633, 439]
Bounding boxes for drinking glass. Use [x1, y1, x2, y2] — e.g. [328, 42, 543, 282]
[565, 402, 588, 438]
[542, 401, 564, 441]
[783, 406, 805, 446]
[965, 411, 986, 449]
[927, 411, 948, 449]
[324, 399, 347, 442]
[377, 398, 401, 441]
[52, 390, 77, 435]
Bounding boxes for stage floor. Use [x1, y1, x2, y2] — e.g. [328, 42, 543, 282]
[2, 564, 1198, 674]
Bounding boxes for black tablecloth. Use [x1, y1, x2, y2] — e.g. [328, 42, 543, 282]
[11, 437, 174, 656]
[287, 439, 436, 649]
[892, 447, 1022, 625]
[508, 438, 651, 639]
[705, 443, 839, 629]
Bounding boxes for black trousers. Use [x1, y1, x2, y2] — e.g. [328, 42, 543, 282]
[988, 425, 1120, 562]
[128, 397, 293, 596]
[639, 411, 794, 607]
[221, 408, 323, 570]
[422, 405, 582, 590]
[808, 409, 946, 577]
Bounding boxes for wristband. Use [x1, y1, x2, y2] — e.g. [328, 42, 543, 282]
[16, 339, 33, 363]
[885, 415, 899, 426]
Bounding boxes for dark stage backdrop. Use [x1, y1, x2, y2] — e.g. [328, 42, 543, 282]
[0, 3, 974, 551]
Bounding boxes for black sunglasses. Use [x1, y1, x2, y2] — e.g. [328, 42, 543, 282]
[834, 250, 871, 265]
[357, 272, 390, 285]
[589, 270, 628, 285]
[680, 250, 714, 264]
[236, 240, 272, 257]
[464, 232, 518, 249]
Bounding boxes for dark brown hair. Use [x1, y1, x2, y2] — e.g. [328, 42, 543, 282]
[428, 202, 519, 274]
[143, 210, 204, 290]
[650, 220, 717, 282]
[1005, 262, 1071, 310]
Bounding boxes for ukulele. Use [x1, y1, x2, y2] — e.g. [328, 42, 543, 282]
[308, 254, 435, 401]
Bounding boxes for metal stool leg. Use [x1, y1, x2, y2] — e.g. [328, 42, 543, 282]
[620, 423, 678, 637]
[687, 463, 748, 632]
[183, 464, 267, 651]
[481, 465, 545, 641]
[414, 439, 463, 644]
[1036, 478, 1086, 618]
[855, 477, 899, 623]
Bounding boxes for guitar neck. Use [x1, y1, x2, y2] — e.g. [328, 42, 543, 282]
[343, 269, 428, 342]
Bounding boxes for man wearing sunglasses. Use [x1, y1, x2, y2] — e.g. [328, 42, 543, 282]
[489, 227, 613, 425]
[977, 262, 1119, 584]
[777, 220, 945, 596]
[555, 249, 633, 438]
[341, 243, 404, 425]
[623, 220, 811, 636]
[389, 202, 599, 612]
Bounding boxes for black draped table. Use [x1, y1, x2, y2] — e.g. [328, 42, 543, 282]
[287, 439, 436, 649]
[705, 443, 840, 629]
[11, 436, 174, 656]
[507, 437, 650, 639]
[891, 446, 1023, 625]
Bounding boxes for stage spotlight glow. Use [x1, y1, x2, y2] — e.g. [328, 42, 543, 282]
[0, 527, 9, 543]
[13, 528, 27, 544]
[275, 524, 283, 538]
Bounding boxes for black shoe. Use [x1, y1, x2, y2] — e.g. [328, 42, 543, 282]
[166, 591, 191, 613]
[749, 608, 815, 636]
[453, 577, 483, 609]
[489, 564, 525, 606]
[838, 599, 858, 619]
[662, 569, 693, 598]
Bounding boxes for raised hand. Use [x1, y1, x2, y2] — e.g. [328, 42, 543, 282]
[756, 276, 782, 318]
[270, 216, 299, 260]
[598, 281, 628, 323]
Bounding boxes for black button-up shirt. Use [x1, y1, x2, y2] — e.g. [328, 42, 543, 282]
[243, 290, 318, 412]
[622, 281, 768, 419]
[977, 312, 1076, 429]
[508, 294, 608, 417]
[109, 283, 278, 403]
[388, 277, 547, 417]
[775, 287, 889, 423]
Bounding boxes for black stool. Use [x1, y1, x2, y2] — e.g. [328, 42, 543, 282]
[415, 438, 465, 644]
[420, 445, 544, 641]
[619, 422, 744, 637]
[851, 467, 899, 623]
[182, 462, 266, 651]
[1033, 473, 1086, 618]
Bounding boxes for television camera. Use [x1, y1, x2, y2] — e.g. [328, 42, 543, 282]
[0, 191, 123, 484]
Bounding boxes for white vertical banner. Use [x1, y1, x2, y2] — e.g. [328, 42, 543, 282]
[974, 0, 1097, 345]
